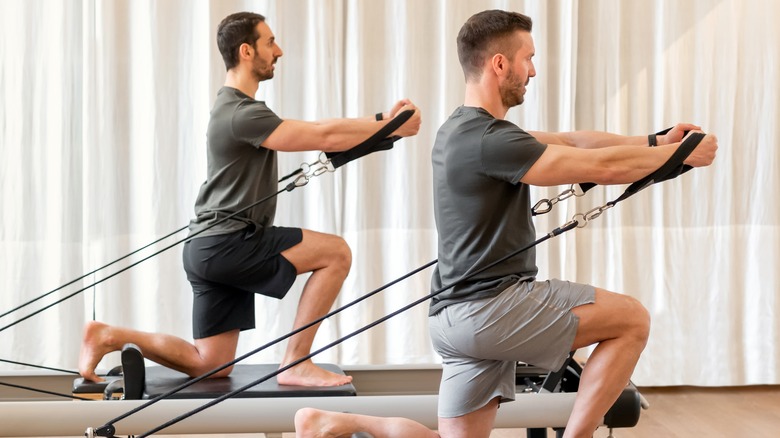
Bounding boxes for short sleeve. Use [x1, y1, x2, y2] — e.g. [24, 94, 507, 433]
[481, 120, 547, 184]
[231, 101, 284, 148]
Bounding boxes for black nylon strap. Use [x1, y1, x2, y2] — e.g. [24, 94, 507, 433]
[326, 109, 414, 168]
[577, 127, 684, 194]
[609, 131, 703, 205]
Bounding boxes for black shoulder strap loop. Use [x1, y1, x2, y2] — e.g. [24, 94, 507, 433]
[326, 109, 414, 169]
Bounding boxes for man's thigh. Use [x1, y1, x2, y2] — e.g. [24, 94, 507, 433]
[570, 288, 650, 350]
[281, 229, 350, 274]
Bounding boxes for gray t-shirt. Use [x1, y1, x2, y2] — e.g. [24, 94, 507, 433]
[188, 87, 284, 238]
[429, 106, 548, 315]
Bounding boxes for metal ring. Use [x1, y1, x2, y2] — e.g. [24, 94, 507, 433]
[572, 213, 588, 228]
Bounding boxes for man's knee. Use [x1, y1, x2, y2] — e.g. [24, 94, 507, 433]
[574, 289, 650, 349]
[624, 295, 651, 345]
[329, 235, 352, 273]
[189, 361, 234, 378]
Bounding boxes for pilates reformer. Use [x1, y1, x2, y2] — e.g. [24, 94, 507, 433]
[0, 123, 705, 437]
[0, 344, 644, 437]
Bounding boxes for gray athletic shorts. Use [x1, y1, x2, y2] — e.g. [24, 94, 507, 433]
[428, 278, 595, 418]
[183, 225, 303, 339]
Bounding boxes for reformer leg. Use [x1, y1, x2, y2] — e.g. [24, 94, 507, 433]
[526, 428, 548, 438]
[540, 352, 576, 393]
[526, 351, 582, 438]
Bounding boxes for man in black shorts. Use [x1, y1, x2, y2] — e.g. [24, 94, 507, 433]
[295, 9, 717, 436]
[79, 11, 421, 387]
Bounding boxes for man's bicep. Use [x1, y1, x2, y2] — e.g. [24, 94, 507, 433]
[520, 144, 597, 187]
[262, 120, 325, 152]
[528, 131, 570, 146]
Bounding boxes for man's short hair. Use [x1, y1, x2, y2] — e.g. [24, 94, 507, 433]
[217, 12, 266, 71]
[457, 10, 533, 81]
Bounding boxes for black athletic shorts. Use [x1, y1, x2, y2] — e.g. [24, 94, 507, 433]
[182, 225, 303, 339]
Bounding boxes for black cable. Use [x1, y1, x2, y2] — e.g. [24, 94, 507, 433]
[0, 187, 288, 335]
[0, 225, 188, 320]
[0, 380, 94, 401]
[101, 259, 438, 428]
[2, 117, 414, 395]
[1, 114, 415, 329]
[102, 128, 704, 434]
[129, 221, 577, 438]
[0, 358, 79, 375]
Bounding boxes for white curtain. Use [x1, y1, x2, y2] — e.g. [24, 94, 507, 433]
[1, 0, 778, 387]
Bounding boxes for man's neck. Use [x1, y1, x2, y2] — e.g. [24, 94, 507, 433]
[224, 69, 259, 98]
[463, 80, 508, 120]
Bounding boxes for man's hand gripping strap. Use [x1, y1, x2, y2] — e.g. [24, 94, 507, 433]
[325, 109, 414, 169]
[533, 129, 705, 217]
[610, 130, 705, 205]
[577, 128, 703, 198]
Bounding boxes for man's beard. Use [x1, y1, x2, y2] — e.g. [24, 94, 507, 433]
[252, 55, 276, 81]
[499, 69, 526, 108]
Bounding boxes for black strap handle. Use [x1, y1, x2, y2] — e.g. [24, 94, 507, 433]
[326, 109, 414, 168]
[610, 131, 704, 205]
[578, 127, 700, 195]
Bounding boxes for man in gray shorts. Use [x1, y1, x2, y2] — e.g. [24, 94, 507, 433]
[78, 11, 421, 387]
[295, 9, 716, 436]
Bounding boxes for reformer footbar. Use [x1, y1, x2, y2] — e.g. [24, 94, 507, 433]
[86, 131, 708, 438]
[0, 110, 414, 398]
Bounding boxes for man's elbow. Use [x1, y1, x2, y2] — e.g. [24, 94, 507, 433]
[589, 165, 632, 185]
[316, 126, 347, 153]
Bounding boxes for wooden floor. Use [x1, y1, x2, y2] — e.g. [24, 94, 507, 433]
[493, 385, 780, 438]
[12, 386, 780, 437]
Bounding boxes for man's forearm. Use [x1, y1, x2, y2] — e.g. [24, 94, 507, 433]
[561, 131, 648, 149]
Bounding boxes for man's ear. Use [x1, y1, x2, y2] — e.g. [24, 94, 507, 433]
[239, 42, 253, 60]
[490, 53, 507, 77]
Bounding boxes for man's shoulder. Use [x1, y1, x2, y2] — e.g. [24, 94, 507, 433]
[438, 107, 495, 142]
[214, 87, 275, 114]
[482, 119, 540, 149]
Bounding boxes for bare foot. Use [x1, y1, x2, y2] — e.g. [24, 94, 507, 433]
[278, 359, 353, 387]
[294, 407, 341, 438]
[78, 321, 117, 382]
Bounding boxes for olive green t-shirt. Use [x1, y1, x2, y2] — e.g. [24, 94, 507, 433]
[189, 87, 284, 238]
[429, 106, 548, 315]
